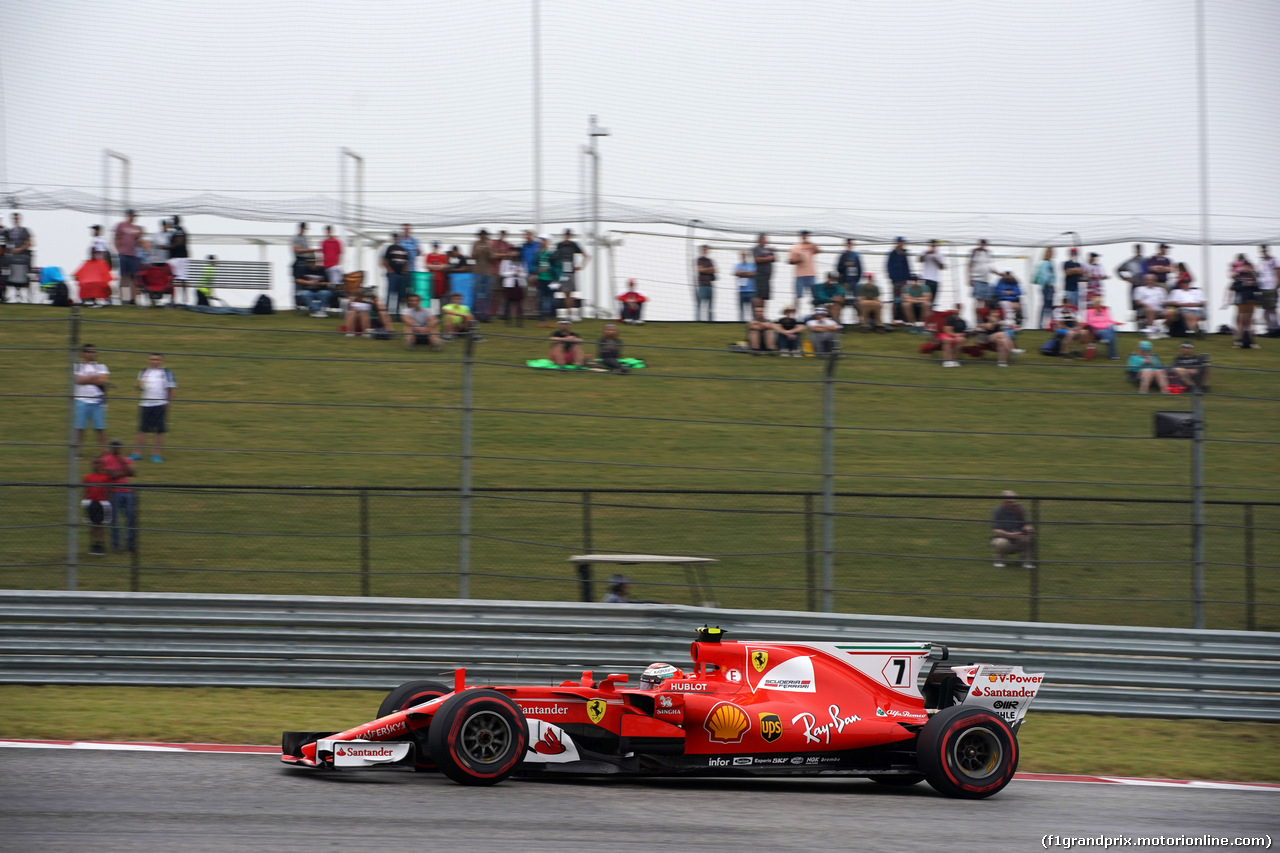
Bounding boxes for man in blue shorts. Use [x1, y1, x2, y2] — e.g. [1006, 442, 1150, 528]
[73, 344, 110, 456]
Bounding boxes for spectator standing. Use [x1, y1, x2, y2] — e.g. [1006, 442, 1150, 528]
[131, 353, 176, 462]
[858, 274, 884, 331]
[82, 459, 113, 557]
[1171, 341, 1211, 391]
[554, 229, 588, 322]
[321, 226, 343, 288]
[617, 279, 646, 324]
[885, 237, 911, 322]
[1084, 252, 1109, 305]
[73, 344, 110, 455]
[5, 212, 34, 301]
[918, 239, 945, 306]
[151, 218, 172, 266]
[1227, 254, 1259, 347]
[751, 233, 776, 310]
[397, 224, 421, 271]
[401, 293, 441, 351]
[382, 233, 412, 316]
[425, 241, 449, 308]
[787, 230, 820, 310]
[1133, 274, 1168, 337]
[498, 253, 527, 326]
[520, 230, 541, 317]
[168, 215, 190, 304]
[1258, 245, 1279, 336]
[774, 306, 803, 355]
[694, 244, 716, 322]
[1033, 247, 1056, 329]
[290, 222, 317, 280]
[1062, 247, 1085, 310]
[1126, 340, 1169, 394]
[806, 305, 841, 356]
[491, 229, 514, 269]
[535, 236, 560, 325]
[99, 439, 137, 554]
[734, 249, 756, 321]
[1147, 244, 1174, 287]
[990, 491, 1035, 569]
[1163, 268, 1205, 337]
[88, 224, 111, 260]
[1116, 244, 1146, 308]
[1084, 297, 1121, 360]
[836, 238, 863, 323]
[968, 239, 996, 310]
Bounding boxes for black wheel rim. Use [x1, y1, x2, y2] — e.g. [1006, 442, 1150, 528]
[459, 711, 512, 765]
[951, 728, 1001, 780]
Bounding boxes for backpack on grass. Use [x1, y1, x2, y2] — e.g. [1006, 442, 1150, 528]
[253, 294, 274, 315]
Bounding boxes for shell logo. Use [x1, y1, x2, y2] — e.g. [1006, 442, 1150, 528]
[703, 702, 750, 744]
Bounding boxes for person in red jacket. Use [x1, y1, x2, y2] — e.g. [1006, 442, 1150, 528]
[618, 279, 647, 324]
[82, 459, 113, 556]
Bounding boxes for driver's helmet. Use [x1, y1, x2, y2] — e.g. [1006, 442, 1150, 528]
[639, 662, 682, 691]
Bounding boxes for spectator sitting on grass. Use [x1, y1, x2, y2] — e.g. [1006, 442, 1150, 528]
[597, 323, 628, 373]
[746, 305, 777, 353]
[1084, 296, 1122, 360]
[901, 275, 932, 332]
[294, 264, 332, 318]
[991, 490, 1035, 569]
[1126, 340, 1169, 394]
[806, 305, 841, 356]
[441, 292, 474, 338]
[774, 306, 803, 356]
[549, 319, 584, 366]
[401, 293, 441, 351]
[617, 279, 646, 324]
[343, 287, 394, 338]
[858, 274, 885, 331]
[1171, 341, 1211, 391]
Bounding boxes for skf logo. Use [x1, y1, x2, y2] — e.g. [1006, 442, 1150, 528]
[587, 699, 607, 724]
[751, 650, 769, 673]
[704, 702, 750, 744]
[758, 713, 782, 743]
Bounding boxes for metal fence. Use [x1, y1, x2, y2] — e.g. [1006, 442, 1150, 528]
[2, 482, 1276, 631]
[2, 590, 1277, 721]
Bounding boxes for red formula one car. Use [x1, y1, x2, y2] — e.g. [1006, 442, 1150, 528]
[281, 627, 1045, 799]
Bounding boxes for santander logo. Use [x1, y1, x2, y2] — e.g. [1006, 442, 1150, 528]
[533, 728, 566, 755]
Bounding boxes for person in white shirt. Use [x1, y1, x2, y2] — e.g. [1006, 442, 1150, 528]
[1133, 274, 1170, 337]
[805, 305, 841, 357]
[1258, 245, 1278, 335]
[132, 353, 176, 463]
[968, 239, 995, 308]
[1163, 277, 1206, 336]
[918, 239, 946, 303]
[73, 344, 110, 455]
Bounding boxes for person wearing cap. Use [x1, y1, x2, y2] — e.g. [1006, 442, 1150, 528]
[73, 344, 111, 454]
[554, 229, 589, 322]
[886, 236, 911, 322]
[1134, 274, 1170, 338]
[88, 224, 110, 261]
[918, 239, 945, 307]
[806, 304, 841, 356]
[991, 491, 1035, 569]
[1146, 244, 1173, 287]
[992, 270, 1024, 348]
[617, 278, 647, 324]
[167, 215, 190, 304]
[968, 239, 996, 312]
[114, 210, 144, 304]
[787, 230, 820, 311]
[98, 438, 137, 553]
[1062, 247, 1085, 310]
[1126, 340, 1169, 394]
[548, 319, 584, 366]
[291, 222, 316, 281]
[694, 244, 716, 322]
[1171, 342, 1210, 391]
[425, 241, 449, 308]
[603, 574, 632, 603]
[836, 238, 863, 323]
[320, 225, 344, 289]
[535, 236, 560, 325]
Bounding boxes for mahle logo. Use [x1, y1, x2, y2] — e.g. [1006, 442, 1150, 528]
[758, 713, 783, 743]
[751, 650, 769, 673]
[587, 699, 607, 724]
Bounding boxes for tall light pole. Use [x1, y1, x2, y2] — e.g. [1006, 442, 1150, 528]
[340, 148, 364, 273]
[102, 150, 131, 221]
[586, 115, 610, 318]
[1194, 0, 1212, 312]
[532, 0, 542, 234]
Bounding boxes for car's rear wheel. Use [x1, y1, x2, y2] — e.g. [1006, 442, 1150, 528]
[427, 689, 527, 786]
[917, 705, 1018, 799]
[377, 680, 451, 771]
[868, 773, 926, 787]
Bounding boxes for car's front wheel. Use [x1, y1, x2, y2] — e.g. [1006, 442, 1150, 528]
[376, 680, 451, 771]
[917, 705, 1018, 799]
[427, 689, 527, 786]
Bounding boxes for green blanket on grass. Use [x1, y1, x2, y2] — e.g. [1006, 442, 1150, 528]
[526, 357, 647, 370]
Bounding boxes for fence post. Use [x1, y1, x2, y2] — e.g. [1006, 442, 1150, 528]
[1029, 498, 1040, 622]
[64, 306, 82, 590]
[1245, 503, 1255, 632]
[820, 352, 838, 612]
[130, 490, 141, 592]
[579, 490, 594, 603]
[359, 489, 370, 597]
[804, 493, 816, 611]
[457, 334, 475, 599]
[1190, 388, 1205, 629]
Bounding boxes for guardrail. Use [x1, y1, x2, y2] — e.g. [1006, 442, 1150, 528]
[1, 590, 1277, 721]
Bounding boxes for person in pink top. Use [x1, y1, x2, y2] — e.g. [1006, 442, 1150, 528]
[787, 230, 820, 310]
[1084, 297, 1121, 360]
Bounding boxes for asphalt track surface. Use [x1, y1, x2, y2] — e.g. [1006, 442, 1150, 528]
[2, 749, 1277, 853]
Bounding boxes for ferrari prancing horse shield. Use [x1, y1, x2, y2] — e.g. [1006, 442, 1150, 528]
[587, 699, 607, 724]
[750, 649, 769, 672]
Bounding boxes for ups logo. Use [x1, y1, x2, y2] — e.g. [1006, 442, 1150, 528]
[758, 713, 783, 743]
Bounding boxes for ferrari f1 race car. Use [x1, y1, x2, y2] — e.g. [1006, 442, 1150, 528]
[281, 626, 1045, 799]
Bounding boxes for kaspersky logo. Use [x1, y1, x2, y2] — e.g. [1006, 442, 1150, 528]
[587, 699, 607, 724]
[704, 702, 750, 744]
